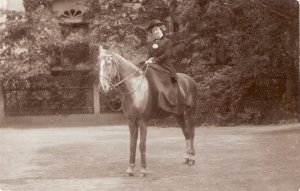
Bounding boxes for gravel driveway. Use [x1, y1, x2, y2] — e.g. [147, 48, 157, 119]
[0, 124, 299, 191]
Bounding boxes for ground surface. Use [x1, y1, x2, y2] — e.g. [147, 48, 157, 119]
[0, 124, 299, 191]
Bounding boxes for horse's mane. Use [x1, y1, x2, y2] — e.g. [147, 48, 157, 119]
[112, 52, 139, 71]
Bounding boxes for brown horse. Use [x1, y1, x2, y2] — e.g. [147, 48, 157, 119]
[97, 46, 198, 177]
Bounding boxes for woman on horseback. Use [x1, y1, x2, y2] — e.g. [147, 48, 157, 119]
[144, 20, 177, 83]
[141, 19, 183, 115]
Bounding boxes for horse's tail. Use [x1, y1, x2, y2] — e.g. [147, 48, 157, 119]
[177, 73, 198, 108]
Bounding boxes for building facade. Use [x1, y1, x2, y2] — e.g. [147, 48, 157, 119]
[0, 0, 121, 119]
[0, 0, 24, 11]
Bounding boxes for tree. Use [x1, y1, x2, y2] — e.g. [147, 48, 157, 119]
[171, 0, 299, 124]
[0, 6, 61, 79]
[0, 0, 298, 124]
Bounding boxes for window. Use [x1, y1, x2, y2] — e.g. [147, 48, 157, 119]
[60, 9, 83, 19]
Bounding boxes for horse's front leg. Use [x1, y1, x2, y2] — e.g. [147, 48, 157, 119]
[126, 121, 138, 176]
[185, 111, 196, 166]
[139, 122, 148, 177]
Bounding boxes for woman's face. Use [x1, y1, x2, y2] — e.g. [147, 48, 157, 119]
[152, 26, 163, 39]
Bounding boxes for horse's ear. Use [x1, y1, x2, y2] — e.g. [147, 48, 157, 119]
[98, 45, 105, 61]
[99, 45, 103, 54]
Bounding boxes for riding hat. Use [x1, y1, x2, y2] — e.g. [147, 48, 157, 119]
[146, 19, 164, 31]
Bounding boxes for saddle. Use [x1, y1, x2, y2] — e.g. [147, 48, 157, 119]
[146, 64, 184, 115]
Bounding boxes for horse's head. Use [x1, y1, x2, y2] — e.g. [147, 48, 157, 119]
[97, 46, 119, 93]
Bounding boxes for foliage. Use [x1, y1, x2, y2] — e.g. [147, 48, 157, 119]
[0, 7, 61, 79]
[0, 0, 298, 124]
[172, 0, 299, 124]
[23, 0, 54, 12]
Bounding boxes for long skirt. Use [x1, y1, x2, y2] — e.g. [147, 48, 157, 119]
[146, 64, 184, 115]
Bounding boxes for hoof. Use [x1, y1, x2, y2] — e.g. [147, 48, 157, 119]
[183, 158, 189, 164]
[140, 168, 147, 177]
[126, 167, 134, 177]
[188, 160, 195, 166]
[126, 172, 134, 176]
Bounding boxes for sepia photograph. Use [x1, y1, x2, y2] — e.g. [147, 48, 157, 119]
[0, 0, 299, 190]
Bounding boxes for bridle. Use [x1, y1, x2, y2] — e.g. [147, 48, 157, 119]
[98, 55, 149, 95]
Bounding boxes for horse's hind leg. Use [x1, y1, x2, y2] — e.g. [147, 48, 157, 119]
[126, 120, 138, 176]
[176, 114, 193, 165]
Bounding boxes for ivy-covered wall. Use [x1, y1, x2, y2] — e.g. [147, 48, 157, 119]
[23, 0, 54, 12]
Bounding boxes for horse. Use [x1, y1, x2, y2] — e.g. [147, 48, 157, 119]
[97, 46, 198, 177]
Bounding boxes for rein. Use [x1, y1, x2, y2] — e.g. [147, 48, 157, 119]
[103, 92, 122, 112]
[114, 63, 149, 93]
[99, 59, 149, 95]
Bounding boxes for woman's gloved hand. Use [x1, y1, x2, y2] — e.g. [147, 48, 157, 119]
[145, 57, 154, 64]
